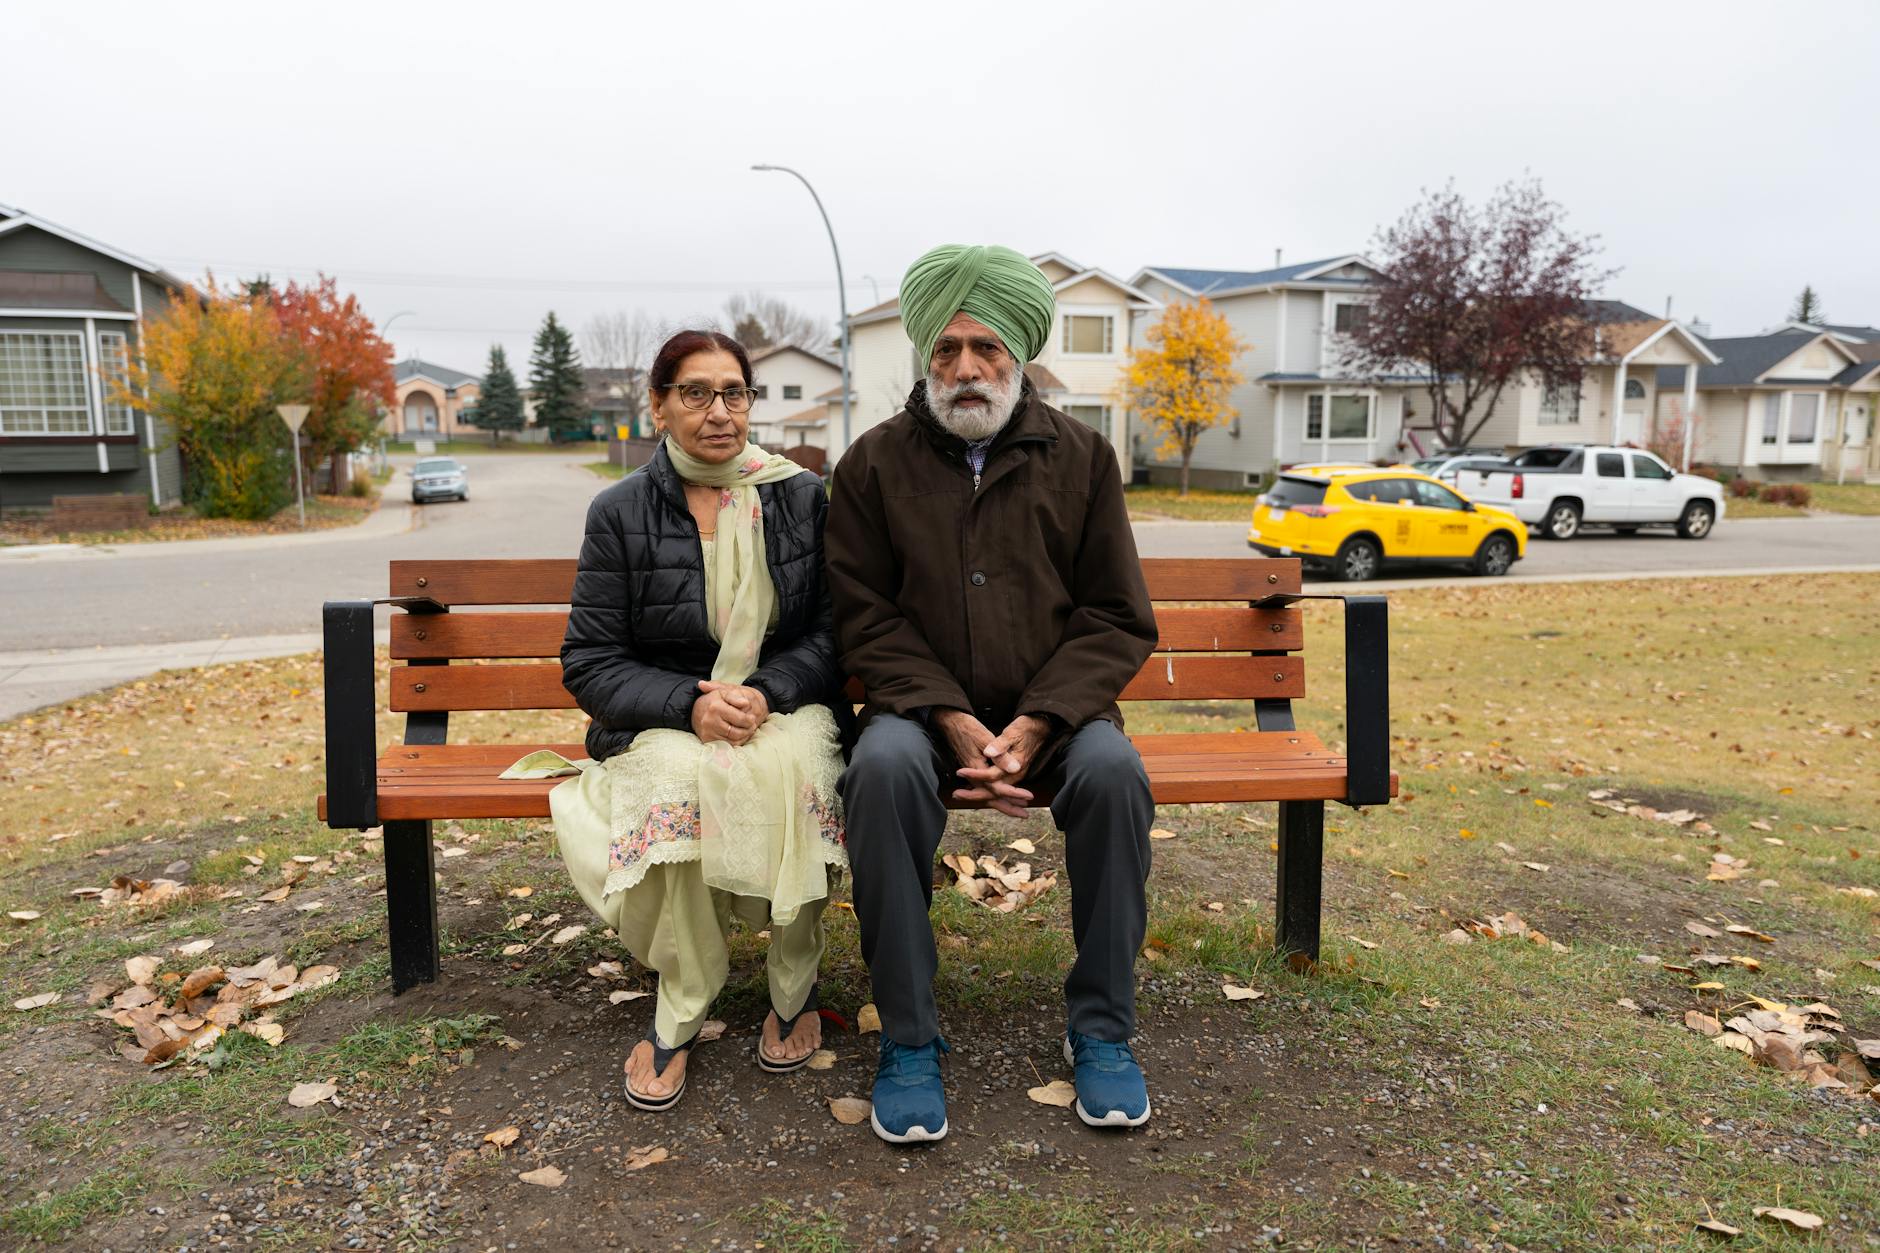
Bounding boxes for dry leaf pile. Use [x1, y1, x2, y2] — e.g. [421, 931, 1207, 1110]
[943, 852, 1057, 913]
[99, 953, 338, 1066]
[1586, 788, 1706, 830]
[1447, 910, 1569, 953]
[74, 874, 183, 908]
[1683, 995, 1880, 1103]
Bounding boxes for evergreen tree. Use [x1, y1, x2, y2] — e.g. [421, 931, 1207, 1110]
[471, 344, 525, 440]
[1788, 286, 1826, 327]
[529, 312, 587, 441]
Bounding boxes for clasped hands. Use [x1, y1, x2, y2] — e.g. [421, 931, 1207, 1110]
[934, 710, 1052, 819]
[691, 679, 770, 746]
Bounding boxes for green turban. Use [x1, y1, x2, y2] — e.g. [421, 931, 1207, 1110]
[900, 244, 1057, 366]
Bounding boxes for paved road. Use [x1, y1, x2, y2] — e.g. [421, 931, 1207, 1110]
[3, 458, 1877, 719]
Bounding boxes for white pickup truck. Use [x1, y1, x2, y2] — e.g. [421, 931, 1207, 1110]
[1452, 445, 1726, 541]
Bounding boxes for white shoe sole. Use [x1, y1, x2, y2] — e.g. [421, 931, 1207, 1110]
[870, 1107, 948, 1144]
[1062, 1038, 1151, 1127]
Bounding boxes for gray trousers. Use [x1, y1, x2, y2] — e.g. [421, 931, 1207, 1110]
[839, 712, 1153, 1046]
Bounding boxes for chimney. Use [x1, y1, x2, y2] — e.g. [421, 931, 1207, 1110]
[1274, 248, 1283, 268]
[1664, 295, 1673, 319]
[1690, 318, 1712, 339]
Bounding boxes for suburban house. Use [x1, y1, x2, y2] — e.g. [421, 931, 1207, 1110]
[0, 201, 189, 512]
[1465, 301, 1719, 464]
[1129, 256, 1435, 489]
[843, 252, 1160, 466]
[585, 367, 645, 439]
[746, 344, 842, 450]
[1653, 327, 1880, 481]
[391, 358, 480, 439]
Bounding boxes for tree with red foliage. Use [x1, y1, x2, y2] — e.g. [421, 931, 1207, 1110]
[273, 276, 395, 485]
[1342, 179, 1614, 452]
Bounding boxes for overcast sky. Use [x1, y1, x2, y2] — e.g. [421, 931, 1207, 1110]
[8, 1, 1876, 372]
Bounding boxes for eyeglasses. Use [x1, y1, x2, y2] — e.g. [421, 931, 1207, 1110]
[659, 383, 759, 413]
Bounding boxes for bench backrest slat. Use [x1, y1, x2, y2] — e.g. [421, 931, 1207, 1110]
[388, 556, 1303, 606]
[383, 556, 1309, 714]
[388, 603, 1305, 661]
[389, 654, 1306, 713]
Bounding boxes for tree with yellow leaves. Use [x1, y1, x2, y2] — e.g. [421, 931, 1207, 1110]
[1121, 299, 1247, 495]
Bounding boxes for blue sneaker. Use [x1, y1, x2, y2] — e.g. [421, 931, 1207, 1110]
[870, 1035, 950, 1143]
[1064, 1029, 1151, 1128]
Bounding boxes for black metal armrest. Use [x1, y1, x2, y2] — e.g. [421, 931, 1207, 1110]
[322, 599, 378, 828]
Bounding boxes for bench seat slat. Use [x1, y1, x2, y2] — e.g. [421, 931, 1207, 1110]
[316, 732, 1397, 822]
[387, 605, 1306, 660]
[391, 654, 1305, 712]
[387, 556, 1302, 607]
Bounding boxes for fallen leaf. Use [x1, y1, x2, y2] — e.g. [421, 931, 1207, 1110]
[1494, 841, 1519, 855]
[500, 944, 527, 957]
[608, 990, 650, 1005]
[7, 910, 41, 924]
[587, 961, 624, 978]
[1523, 862, 1550, 873]
[1748, 820, 1772, 832]
[484, 1125, 520, 1148]
[1752, 1207, 1823, 1232]
[12, 992, 60, 1011]
[179, 966, 225, 999]
[1442, 928, 1473, 945]
[550, 925, 587, 945]
[1725, 925, 1775, 944]
[1693, 1218, 1741, 1237]
[519, 1165, 566, 1188]
[1684, 1011, 1723, 1037]
[1685, 921, 1722, 938]
[1387, 869, 1410, 879]
[174, 939, 214, 957]
[805, 1049, 837, 1070]
[441, 847, 469, 859]
[624, 1144, 669, 1170]
[287, 1081, 337, 1108]
[1148, 828, 1177, 841]
[241, 1021, 285, 1047]
[1346, 936, 1379, 950]
[1027, 1079, 1077, 1108]
[856, 1004, 881, 1034]
[1418, 997, 1441, 1009]
[125, 955, 160, 985]
[1221, 983, 1265, 1001]
[257, 886, 292, 903]
[695, 1019, 726, 1043]
[827, 1096, 871, 1125]
[1007, 837, 1037, 854]
[506, 886, 534, 898]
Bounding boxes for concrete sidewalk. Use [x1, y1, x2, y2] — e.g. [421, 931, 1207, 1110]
[0, 494, 419, 563]
[0, 629, 387, 721]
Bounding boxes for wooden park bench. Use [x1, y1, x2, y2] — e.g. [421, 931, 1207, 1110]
[319, 557, 1394, 993]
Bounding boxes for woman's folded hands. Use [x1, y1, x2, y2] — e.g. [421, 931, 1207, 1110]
[692, 679, 771, 746]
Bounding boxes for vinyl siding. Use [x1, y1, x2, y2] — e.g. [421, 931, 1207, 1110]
[845, 318, 918, 446]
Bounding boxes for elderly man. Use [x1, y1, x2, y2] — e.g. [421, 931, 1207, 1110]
[826, 244, 1159, 1144]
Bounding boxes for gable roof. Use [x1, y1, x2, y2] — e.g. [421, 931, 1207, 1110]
[846, 251, 1149, 329]
[1052, 267, 1161, 308]
[1583, 299, 1655, 323]
[1654, 330, 1858, 389]
[395, 358, 480, 389]
[1131, 256, 1372, 298]
[1762, 320, 1880, 342]
[0, 203, 187, 291]
[1599, 318, 1721, 365]
[749, 343, 840, 371]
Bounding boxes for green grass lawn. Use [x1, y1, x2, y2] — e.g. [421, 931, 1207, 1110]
[1726, 481, 1880, 518]
[0, 574, 1875, 1247]
[585, 460, 626, 480]
[1125, 483, 1264, 520]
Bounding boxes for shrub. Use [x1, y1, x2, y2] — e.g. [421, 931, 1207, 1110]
[1757, 482, 1812, 508]
[1729, 477, 1757, 499]
[347, 474, 372, 498]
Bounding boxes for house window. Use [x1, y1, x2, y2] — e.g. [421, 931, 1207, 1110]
[782, 384, 802, 401]
[1761, 393, 1781, 444]
[1623, 378, 1646, 400]
[1537, 383, 1581, 425]
[1788, 392, 1820, 443]
[1333, 303, 1369, 335]
[1061, 314, 1114, 355]
[0, 331, 91, 434]
[753, 384, 768, 400]
[1305, 393, 1373, 440]
[1063, 403, 1109, 432]
[98, 331, 136, 435]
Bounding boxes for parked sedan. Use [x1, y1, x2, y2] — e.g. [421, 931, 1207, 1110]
[1247, 466, 1528, 581]
[410, 457, 469, 503]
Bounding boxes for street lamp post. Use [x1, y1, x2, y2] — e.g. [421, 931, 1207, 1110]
[377, 311, 415, 466]
[751, 164, 850, 460]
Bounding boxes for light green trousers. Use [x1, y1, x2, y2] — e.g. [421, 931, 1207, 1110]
[559, 820, 825, 1049]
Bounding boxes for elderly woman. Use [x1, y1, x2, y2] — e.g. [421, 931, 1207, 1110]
[545, 329, 846, 1112]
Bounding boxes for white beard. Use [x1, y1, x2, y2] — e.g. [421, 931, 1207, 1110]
[926, 363, 1023, 441]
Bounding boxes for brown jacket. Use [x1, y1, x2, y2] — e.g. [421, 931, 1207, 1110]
[826, 379, 1157, 740]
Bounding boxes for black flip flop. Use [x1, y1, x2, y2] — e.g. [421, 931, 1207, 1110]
[756, 983, 821, 1074]
[625, 1028, 694, 1111]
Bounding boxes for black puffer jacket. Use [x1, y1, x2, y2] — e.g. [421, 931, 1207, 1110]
[561, 443, 842, 761]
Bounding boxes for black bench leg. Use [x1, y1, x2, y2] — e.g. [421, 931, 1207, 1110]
[384, 819, 440, 993]
[1275, 800, 1323, 968]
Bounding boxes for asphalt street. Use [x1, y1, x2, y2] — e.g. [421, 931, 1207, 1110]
[2, 454, 1876, 719]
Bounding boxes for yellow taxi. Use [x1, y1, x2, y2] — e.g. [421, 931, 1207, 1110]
[1246, 464, 1527, 581]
